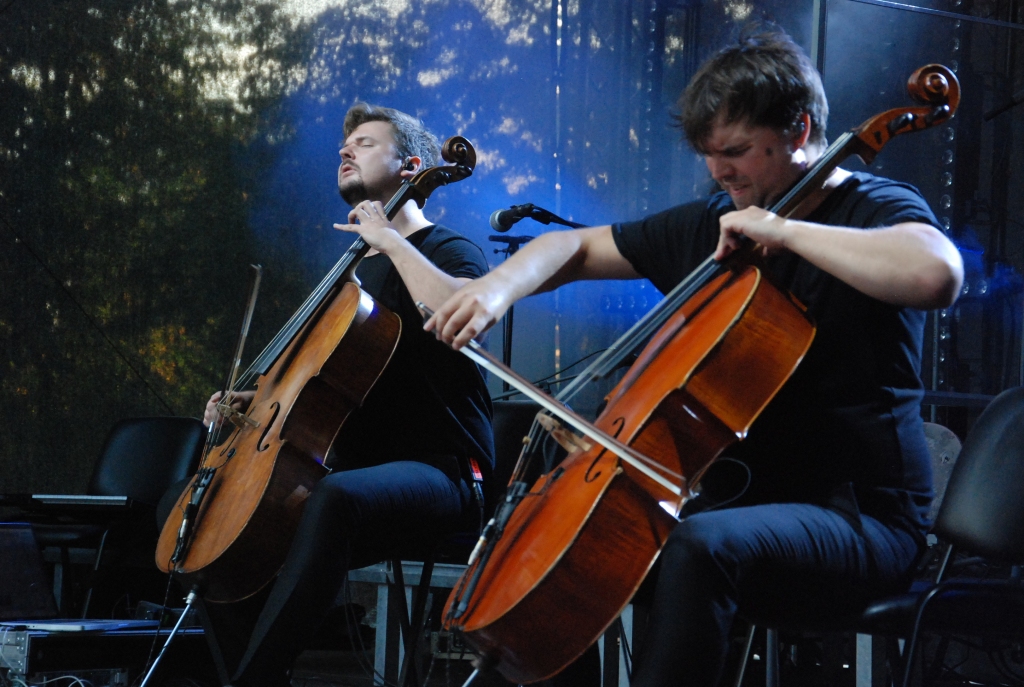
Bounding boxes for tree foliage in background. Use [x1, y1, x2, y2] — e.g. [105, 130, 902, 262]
[0, 0, 310, 491]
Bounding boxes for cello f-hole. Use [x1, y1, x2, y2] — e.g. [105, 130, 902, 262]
[257, 403, 281, 452]
[585, 417, 625, 482]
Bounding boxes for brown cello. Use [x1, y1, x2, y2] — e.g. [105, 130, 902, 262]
[440, 64, 960, 683]
[155, 137, 477, 602]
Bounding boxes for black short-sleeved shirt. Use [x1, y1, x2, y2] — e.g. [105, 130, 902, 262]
[332, 225, 495, 481]
[612, 172, 937, 536]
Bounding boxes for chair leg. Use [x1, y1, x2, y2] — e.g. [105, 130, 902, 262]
[885, 637, 904, 687]
[391, 559, 412, 648]
[603, 617, 621, 687]
[53, 554, 65, 615]
[898, 581, 956, 687]
[81, 528, 110, 618]
[402, 556, 435, 687]
[733, 623, 758, 687]
[391, 557, 436, 687]
[53, 546, 73, 616]
[922, 636, 950, 686]
[765, 627, 780, 687]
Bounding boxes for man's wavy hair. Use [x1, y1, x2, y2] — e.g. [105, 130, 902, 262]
[676, 29, 828, 154]
[343, 103, 441, 168]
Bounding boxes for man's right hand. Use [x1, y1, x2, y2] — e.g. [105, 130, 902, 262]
[203, 390, 255, 428]
[425, 225, 639, 349]
[424, 275, 512, 350]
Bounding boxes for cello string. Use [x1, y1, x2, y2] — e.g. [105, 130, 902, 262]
[552, 258, 713, 403]
[769, 132, 854, 216]
[220, 265, 263, 411]
[494, 253, 717, 488]
[555, 129, 860, 407]
[498, 146, 821, 492]
[453, 329, 684, 492]
[235, 174, 415, 388]
[235, 238, 367, 388]
[158, 141, 480, 598]
[475, 129, 861, 514]
[416, 303, 682, 487]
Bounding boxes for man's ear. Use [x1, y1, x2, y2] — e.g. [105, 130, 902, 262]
[400, 156, 422, 176]
[790, 112, 812, 151]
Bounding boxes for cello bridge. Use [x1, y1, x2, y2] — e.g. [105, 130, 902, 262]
[218, 403, 260, 429]
[534, 413, 592, 454]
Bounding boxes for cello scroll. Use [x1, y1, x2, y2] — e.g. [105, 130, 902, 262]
[399, 136, 477, 209]
[851, 64, 959, 162]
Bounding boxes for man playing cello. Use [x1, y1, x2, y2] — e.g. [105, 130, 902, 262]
[197, 103, 493, 686]
[428, 30, 963, 687]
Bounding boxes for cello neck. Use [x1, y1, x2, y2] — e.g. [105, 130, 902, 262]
[238, 136, 479, 386]
[240, 180, 413, 383]
[243, 237, 370, 381]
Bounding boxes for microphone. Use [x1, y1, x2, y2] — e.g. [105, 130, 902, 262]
[489, 204, 536, 232]
[490, 203, 588, 231]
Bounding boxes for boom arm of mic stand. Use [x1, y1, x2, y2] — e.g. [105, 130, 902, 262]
[529, 209, 586, 229]
[984, 86, 1024, 121]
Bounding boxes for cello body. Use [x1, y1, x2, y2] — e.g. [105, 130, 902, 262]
[155, 282, 400, 602]
[444, 265, 815, 682]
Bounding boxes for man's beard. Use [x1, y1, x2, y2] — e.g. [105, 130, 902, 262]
[339, 178, 369, 206]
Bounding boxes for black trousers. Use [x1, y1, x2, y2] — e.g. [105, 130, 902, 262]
[626, 502, 922, 687]
[548, 501, 922, 687]
[196, 461, 473, 687]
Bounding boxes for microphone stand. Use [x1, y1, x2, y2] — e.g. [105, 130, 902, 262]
[488, 235, 534, 392]
[138, 586, 201, 687]
[487, 205, 585, 392]
[525, 207, 586, 230]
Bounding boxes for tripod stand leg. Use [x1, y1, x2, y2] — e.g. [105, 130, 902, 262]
[460, 667, 481, 687]
[140, 587, 200, 687]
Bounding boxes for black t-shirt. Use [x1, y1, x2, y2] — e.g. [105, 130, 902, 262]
[332, 225, 495, 482]
[612, 172, 937, 536]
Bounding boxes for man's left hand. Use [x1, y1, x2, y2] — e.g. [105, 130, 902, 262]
[334, 200, 400, 253]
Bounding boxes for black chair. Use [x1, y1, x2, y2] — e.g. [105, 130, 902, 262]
[30, 416, 206, 617]
[922, 421, 962, 525]
[856, 386, 1024, 687]
[734, 388, 1024, 687]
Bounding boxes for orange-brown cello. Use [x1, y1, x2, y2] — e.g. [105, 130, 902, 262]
[155, 137, 477, 602]
[442, 65, 960, 683]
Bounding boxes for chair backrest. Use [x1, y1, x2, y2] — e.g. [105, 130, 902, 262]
[934, 387, 1024, 562]
[922, 421, 962, 523]
[87, 416, 206, 506]
[489, 400, 543, 513]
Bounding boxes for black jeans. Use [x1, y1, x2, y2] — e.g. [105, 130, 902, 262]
[629, 502, 922, 687]
[198, 460, 473, 687]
